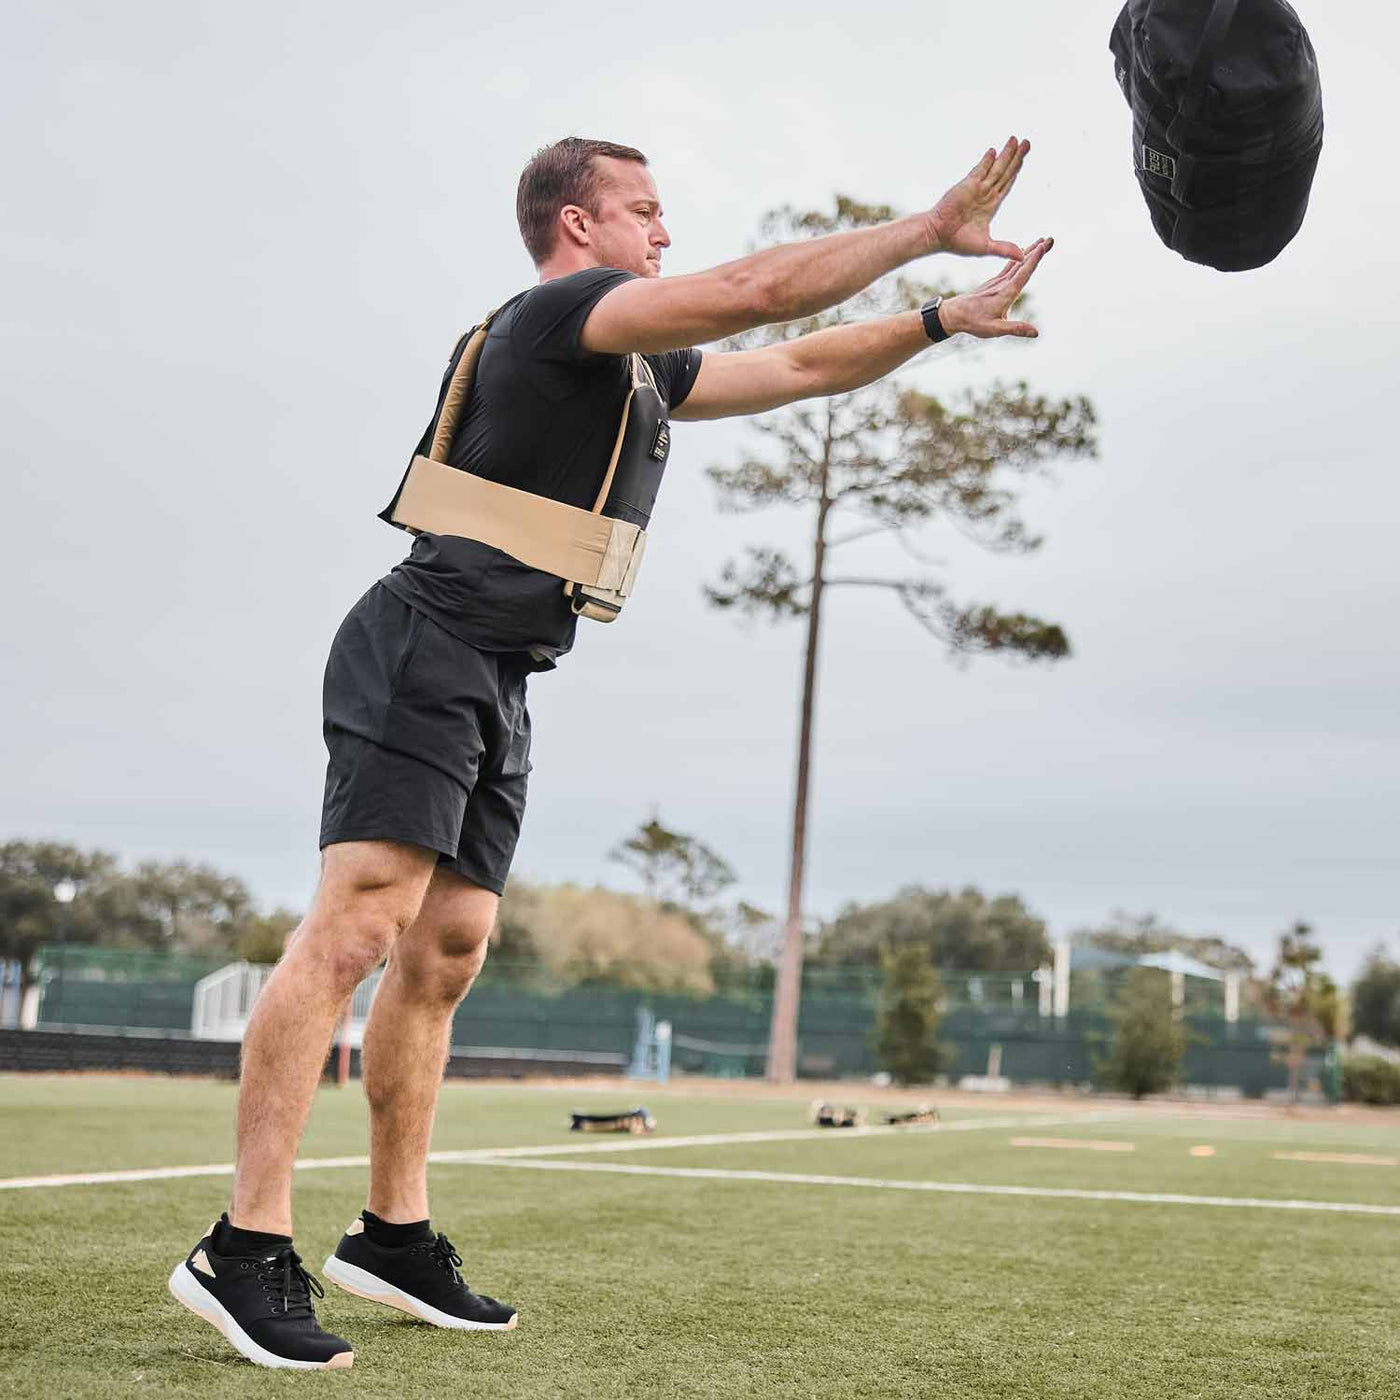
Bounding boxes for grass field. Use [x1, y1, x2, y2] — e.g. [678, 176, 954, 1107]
[3, 1075, 1399, 1399]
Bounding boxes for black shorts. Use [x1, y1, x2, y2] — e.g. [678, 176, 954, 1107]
[319, 583, 532, 895]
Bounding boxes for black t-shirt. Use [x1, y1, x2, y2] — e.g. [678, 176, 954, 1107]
[381, 268, 702, 666]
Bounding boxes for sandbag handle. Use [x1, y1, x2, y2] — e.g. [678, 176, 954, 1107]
[1185, 0, 1242, 115]
[1167, 0, 1242, 205]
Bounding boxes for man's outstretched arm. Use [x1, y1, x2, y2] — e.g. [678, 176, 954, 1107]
[672, 239, 1054, 422]
[581, 138, 1032, 356]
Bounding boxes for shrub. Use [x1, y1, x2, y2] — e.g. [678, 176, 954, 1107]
[876, 944, 946, 1085]
[1102, 966, 1186, 1099]
[1340, 1054, 1400, 1106]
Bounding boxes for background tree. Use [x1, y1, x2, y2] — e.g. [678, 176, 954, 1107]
[1264, 921, 1342, 1101]
[1073, 910, 1256, 976]
[0, 841, 120, 990]
[1350, 946, 1400, 1048]
[522, 884, 715, 995]
[0, 840, 298, 984]
[704, 197, 1098, 1082]
[118, 860, 256, 952]
[817, 885, 1049, 971]
[875, 943, 946, 1085]
[235, 908, 301, 964]
[1102, 966, 1187, 1099]
[607, 815, 737, 907]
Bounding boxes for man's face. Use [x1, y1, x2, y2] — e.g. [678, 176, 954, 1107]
[581, 157, 670, 278]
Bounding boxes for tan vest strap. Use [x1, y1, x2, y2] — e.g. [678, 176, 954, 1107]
[587, 354, 646, 514]
[428, 318, 494, 463]
[390, 456, 645, 595]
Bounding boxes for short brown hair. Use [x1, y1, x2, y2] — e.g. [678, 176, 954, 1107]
[516, 137, 649, 265]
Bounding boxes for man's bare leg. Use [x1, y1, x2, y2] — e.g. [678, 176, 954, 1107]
[361, 868, 497, 1223]
[228, 839, 438, 1236]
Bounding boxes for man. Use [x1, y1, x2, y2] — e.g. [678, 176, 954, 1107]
[168, 135, 1051, 1370]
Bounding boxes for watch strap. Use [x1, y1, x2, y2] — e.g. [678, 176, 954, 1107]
[921, 296, 951, 344]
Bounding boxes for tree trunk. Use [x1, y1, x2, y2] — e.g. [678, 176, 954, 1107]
[766, 440, 833, 1083]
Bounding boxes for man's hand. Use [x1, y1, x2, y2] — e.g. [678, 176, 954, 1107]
[930, 137, 1032, 259]
[941, 238, 1054, 339]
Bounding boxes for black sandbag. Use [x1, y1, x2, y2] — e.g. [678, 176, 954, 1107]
[1110, 0, 1323, 271]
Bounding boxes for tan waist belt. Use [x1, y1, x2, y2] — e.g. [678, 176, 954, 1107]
[389, 456, 648, 604]
[381, 313, 661, 624]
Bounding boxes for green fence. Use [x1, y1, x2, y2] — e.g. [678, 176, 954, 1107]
[27, 945, 1307, 1095]
[34, 944, 235, 1033]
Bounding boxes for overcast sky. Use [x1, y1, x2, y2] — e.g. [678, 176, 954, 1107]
[5, 1, 1396, 982]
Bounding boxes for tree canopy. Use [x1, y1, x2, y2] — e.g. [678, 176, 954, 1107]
[607, 816, 736, 907]
[1351, 946, 1400, 1048]
[0, 840, 296, 979]
[816, 885, 1050, 971]
[494, 880, 715, 995]
[705, 196, 1097, 659]
[1264, 921, 1342, 1100]
[1072, 911, 1256, 975]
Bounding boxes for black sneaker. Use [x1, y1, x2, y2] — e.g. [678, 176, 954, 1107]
[324, 1220, 517, 1331]
[167, 1222, 355, 1369]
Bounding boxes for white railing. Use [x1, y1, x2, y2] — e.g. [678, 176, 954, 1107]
[192, 962, 382, 1044]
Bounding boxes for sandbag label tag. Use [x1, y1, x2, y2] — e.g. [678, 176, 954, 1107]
[650, 422, 670, 461]
[1143, 146, 1177, 180]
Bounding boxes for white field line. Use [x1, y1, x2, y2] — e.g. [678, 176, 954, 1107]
[1010, 1137, 1135, 1153]
[465, 1157, 1400, 1218]
[1274, 1151, 1400, 1167]
[429, 1110, 1138, 1162]
[0, 1111, 1127, 1192]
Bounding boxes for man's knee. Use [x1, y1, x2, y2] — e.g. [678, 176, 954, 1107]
[390, 880, 498, 1005]
[392, 922, 491, 1005]
[299, 841, 438, 989]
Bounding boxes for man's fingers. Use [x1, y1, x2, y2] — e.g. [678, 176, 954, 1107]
[987, 135, 1020, 187]
[969, 147, 996, 180]
[1010, 236, 1053, 287]
[987, 239, 1026, 261]
[971, 318, 1038, 340]
[993, 138, 1031, 196]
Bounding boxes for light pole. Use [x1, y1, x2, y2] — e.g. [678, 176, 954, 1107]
[51, 879, 77, 1024]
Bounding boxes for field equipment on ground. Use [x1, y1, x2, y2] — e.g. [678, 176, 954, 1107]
[380, 314, 672, 622]
[569, 1107, 656, 1134]
[810, 1102, 864, 1129]
[1109, 0, 1323, 270]
[883, 1105, 939, 1127]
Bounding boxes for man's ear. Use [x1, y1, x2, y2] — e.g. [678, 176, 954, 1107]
[558, 204, 592, 248]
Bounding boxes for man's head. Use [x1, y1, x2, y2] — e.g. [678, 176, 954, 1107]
[517, 137, 670, 279]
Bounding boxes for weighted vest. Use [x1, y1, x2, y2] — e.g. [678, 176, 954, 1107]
[1110, 0, 1324, 272]
[379, 312, 673, 623]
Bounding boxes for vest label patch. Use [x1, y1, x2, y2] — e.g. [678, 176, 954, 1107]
[1143, 145, 1177, 180]
[650, 422, 670, 461]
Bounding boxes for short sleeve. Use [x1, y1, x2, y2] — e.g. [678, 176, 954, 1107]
[508, 267, 636, 365]
[646, 347, 703, 410]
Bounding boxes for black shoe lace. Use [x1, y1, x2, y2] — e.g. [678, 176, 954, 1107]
[254, 1246, 325, 1319]
[428, 1232, 465, 1286]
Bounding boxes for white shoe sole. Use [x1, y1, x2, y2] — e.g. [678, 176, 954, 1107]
[323, 1255, 518, 1331]
[167, 1262, 355, 1370]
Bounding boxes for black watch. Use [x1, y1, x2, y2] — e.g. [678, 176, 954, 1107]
[920, 296, 952, 344]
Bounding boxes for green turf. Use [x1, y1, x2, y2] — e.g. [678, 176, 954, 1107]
[3, 1075, 1399, 1399]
